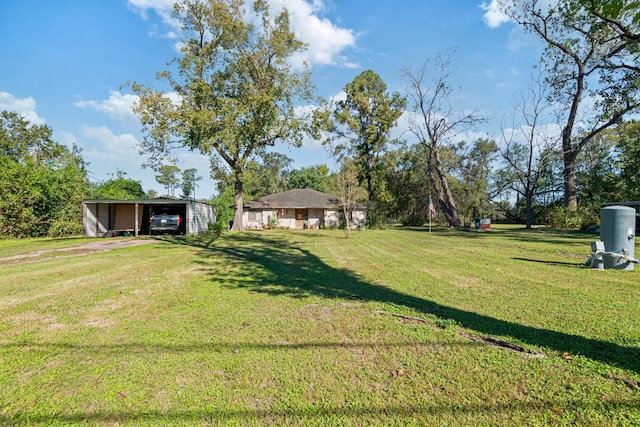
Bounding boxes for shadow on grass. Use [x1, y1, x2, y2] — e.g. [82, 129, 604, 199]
[512, 257, 585, 267]
[3, 399, 638, 425]
[1, 339, 480, 353]
[405, 225, 595, 247]
[176, 232, 639, 375]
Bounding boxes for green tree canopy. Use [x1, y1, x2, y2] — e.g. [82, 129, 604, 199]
[155, 164, 181, 197]
[129, 0, 316, 231]
[246, 152, 292, 198]
[91, 177, 147, 200]
[0, 111, 89, 238]
[287, 164, 330, 193]
[180, 168, 202, 199]
[450, 138, 499, 220]
[0, 111, 64, 163]
[611, 121, 640, 201]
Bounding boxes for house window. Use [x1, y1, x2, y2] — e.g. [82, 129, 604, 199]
[248, 211, 262, 222]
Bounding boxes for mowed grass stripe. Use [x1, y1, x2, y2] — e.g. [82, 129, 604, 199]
[1, 227, 639, 426]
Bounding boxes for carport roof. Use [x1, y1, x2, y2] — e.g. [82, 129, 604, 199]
[82, 198, 214, 206]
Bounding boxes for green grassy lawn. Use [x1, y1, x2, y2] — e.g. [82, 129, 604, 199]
[1, 226, 639, 426]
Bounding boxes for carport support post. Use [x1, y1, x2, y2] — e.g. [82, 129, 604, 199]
[134, 203, 139, 237]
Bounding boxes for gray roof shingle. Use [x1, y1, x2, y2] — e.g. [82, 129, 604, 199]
[244, 189, 341, 209]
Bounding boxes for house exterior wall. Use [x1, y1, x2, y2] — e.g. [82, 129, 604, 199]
[244, 209, 276, 229]
[278, 209, 295, 229]
[324, 209, 340, 228]
[352, 210, 366, 227]
[240, 206, 365, 230]
[244, 208, 328, 229]
[82, 203, 111, 237]
[277, 208, 322, 229]
[83, 203, 98, 237]
[96, 204, 109, 236]
[187, 201, 216, 234]
[307, 209, 322, 229]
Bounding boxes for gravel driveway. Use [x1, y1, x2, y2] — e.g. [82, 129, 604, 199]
[0, 238, 155, 264]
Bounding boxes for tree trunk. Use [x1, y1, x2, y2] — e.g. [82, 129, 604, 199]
[427, 146, 461, 228]
[231, 174, 244, 231]
[525, 187, 533, 229]
[437, 164, 461, 227]
[343, 205, 351, 238]
[563, 149, 578, 210]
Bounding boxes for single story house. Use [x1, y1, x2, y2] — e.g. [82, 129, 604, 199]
[243, 189, 366, 230]
[82, 198, 216, 237]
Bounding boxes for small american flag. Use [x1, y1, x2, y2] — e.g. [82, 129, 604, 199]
[429, 196, 436, 219]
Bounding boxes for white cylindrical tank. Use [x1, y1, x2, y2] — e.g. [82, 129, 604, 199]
[600, 205, 636, 270]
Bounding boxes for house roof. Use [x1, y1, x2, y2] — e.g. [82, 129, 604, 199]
[244, 189, 342, 209]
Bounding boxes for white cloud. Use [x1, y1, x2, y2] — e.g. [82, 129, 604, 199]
[480, 0, 510, 28]
[57, 131, 78, 148]
[0, 92, 45, 124]
[127, 0, 180, 37]
[79, 125, 145, 181]
[82, 125, 139, 157]
[499, 123, 561, 149]
[75, 91, 182, 125]
[74, 91, 139, 123]
[176, 151, 212, 179]
[127, 0, 175, 17]
[273, 0, 357, 67]
[506, 27, 541, 52]
[128, 0, 357, 68]
[327, 91, 346, 104]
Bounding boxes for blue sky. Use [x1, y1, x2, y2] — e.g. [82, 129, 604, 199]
[0, 0, 541, 197]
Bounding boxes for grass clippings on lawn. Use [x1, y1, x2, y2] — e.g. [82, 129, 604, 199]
[1, 226, 639, 426]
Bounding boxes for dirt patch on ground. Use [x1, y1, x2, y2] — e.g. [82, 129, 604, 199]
[0, 238, 155, 264]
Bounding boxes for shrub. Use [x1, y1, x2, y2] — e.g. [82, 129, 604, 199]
[543, 205, 600, 230]
[48, 220, 83, 237]
[401, 215, 426, 226]
[200, 221, 225, 238]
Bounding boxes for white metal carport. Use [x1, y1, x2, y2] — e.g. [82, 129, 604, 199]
[82, 198, 216, 237]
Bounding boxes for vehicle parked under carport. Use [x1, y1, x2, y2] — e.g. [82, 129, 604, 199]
[149, 209, 183, 235]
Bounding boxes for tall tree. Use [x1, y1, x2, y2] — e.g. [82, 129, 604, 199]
[180, 168, 202, 199]
[155, 164, 181, 197]
[451, 138, 499, 220]
[130, 0, 315, 231]
[380, 145, 432, 221]
[499, 75, 560, 228]
[317, 70, 406, 222]
[332, 158, 366, 238]
[499, 0, 640, 209]
[402, 53, 484, 228]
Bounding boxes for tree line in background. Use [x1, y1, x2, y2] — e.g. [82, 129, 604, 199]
[2, 0, 639, 238]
